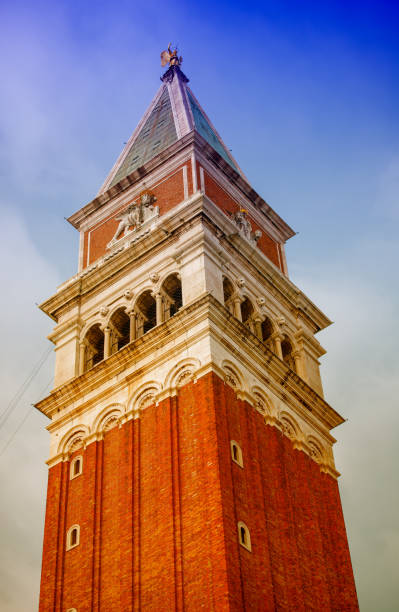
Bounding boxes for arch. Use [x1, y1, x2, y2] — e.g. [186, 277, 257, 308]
[135, 290, 156, 336]
[82, 323, 104, 372]
[92, 404, 125, 435]
[161, 273, 182, 320]
[70, 455, 83, 479]
[281, 334, 296, 371]
[164, 358, 201, 390]
[306, 436, 325, 464]
[230, 440, 244, 467]
[108, 306, 130, 353]
[261, 316, 274, 346]
[66, 524, 80, 551]
[250, 386, 273, 416]
[58, 425, 90, 455]
[222, 276, 235, 314]
[279, 412, 301, 441]
[240, 296, 255, 332]
[128, 381, 162, 413]
[237, 521, 251, 551]
[221, 360, 244, 392]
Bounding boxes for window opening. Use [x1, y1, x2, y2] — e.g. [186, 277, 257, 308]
[237, 521, 251, 551]
[109, 308, 130, 353]
[222, 277, 234, 314]
[83, 324, 104, 372]
[71, 529, 78, 547]
[282, 336, 295, 371]
[230, 440, 244, 467]
[66, 525, 80, 551]
[161, 274, 183, 320]
[136, 291, 157, 336]
[240, 298, 254, 331]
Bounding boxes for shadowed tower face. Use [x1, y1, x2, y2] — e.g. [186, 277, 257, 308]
[37, 48, 358, 611]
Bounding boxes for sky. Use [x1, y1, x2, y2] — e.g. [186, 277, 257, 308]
[0, 0, 398, 609]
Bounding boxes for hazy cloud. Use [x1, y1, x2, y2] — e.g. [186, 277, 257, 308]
[0, 205, 58, 612]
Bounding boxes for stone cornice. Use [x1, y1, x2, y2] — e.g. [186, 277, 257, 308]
[35, 293, 343, 433]
[200, 197, 331, 333]
[67, 131, 294, 243]
[40, 194, 330, 334]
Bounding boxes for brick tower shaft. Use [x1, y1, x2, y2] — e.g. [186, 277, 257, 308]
[37, 52, 358, 611]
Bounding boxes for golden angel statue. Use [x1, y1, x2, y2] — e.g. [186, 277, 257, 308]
[161, 44, 183, 67]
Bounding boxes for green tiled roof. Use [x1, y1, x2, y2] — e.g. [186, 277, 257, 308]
[187, 89, 238, 171]
[110, 87, 177, 188]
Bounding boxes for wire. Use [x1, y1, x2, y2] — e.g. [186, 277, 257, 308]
[0, 377, 53, 458]
[0, 346, 52, 432]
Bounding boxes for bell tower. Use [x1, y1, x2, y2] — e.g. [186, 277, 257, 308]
[37, 49, 358, 611]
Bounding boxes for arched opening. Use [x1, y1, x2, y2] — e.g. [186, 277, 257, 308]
[281, 336, 295, 371]
[70, 528, 78, 547]
[223, 277, 235, 314]
[237, 521, 251, 551]
[230, 440, 244, 467]
[84, 324, 104, 372]
[135, 291, 156, 336]
[240, 297, 254, 332]
[66, 525, 80, 550]
[74, 459, 80, 475]
[70, 455, 83, 480]
[109, 307, 130, 353]
[162, 274, 182, 320]
[261, 316, 274, 348]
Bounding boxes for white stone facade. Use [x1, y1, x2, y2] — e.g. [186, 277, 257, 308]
[37, 192, 340, 477]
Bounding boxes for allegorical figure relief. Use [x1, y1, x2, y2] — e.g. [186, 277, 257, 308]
[232, 209, 262, 245]
[113, 204, 141, 241]
[233, 209, 252, 240]
[109, 192, 157, 245]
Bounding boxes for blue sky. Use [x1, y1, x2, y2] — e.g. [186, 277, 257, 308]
[0, 1, 398, 610]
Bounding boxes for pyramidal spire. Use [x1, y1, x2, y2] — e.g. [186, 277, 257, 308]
[98, 46, 243, 195]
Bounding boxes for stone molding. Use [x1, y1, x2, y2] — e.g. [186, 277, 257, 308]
[41, 194, 330, 338]
[39, 295, 340, 477]
[46, 366, 337, 477]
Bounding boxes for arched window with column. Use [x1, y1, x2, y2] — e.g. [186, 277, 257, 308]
[222, 277, 235, 314]
[240, 297, 255, 332]
[161, 274, 182, 320]
[109, 307, 130, 353]
[261, 316, 274, 349]
[82, 324, 104, 372]
[135, 291, 157, 336]
[281, 335, 296, 371]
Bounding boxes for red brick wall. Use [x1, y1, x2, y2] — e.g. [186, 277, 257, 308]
[210, 374, 358, 611]
[80, 160, 284, 272]
[83, 163, 190, 266]
[202, 171, 283, 271]
[39, 372, 358, 611]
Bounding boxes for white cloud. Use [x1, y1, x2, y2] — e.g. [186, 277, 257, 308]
[0, 205, 59, 612]
[292, 235, 399, 611]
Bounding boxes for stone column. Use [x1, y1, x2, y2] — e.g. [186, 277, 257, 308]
[273, 333, 283, 359]
[254, 318, 263, 340]
[129, 311, 137, 342]
[233, 296, 242, 321]
[79, 342, 86, 376]
[293, 351, 304, 378]
[154, 292, 163, 326]
[104, 327, 111, 359]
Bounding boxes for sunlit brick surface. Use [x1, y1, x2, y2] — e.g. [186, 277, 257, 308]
[39, 372, 358, 611]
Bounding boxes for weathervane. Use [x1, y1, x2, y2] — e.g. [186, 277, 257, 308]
[161, 43, 183, 67]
